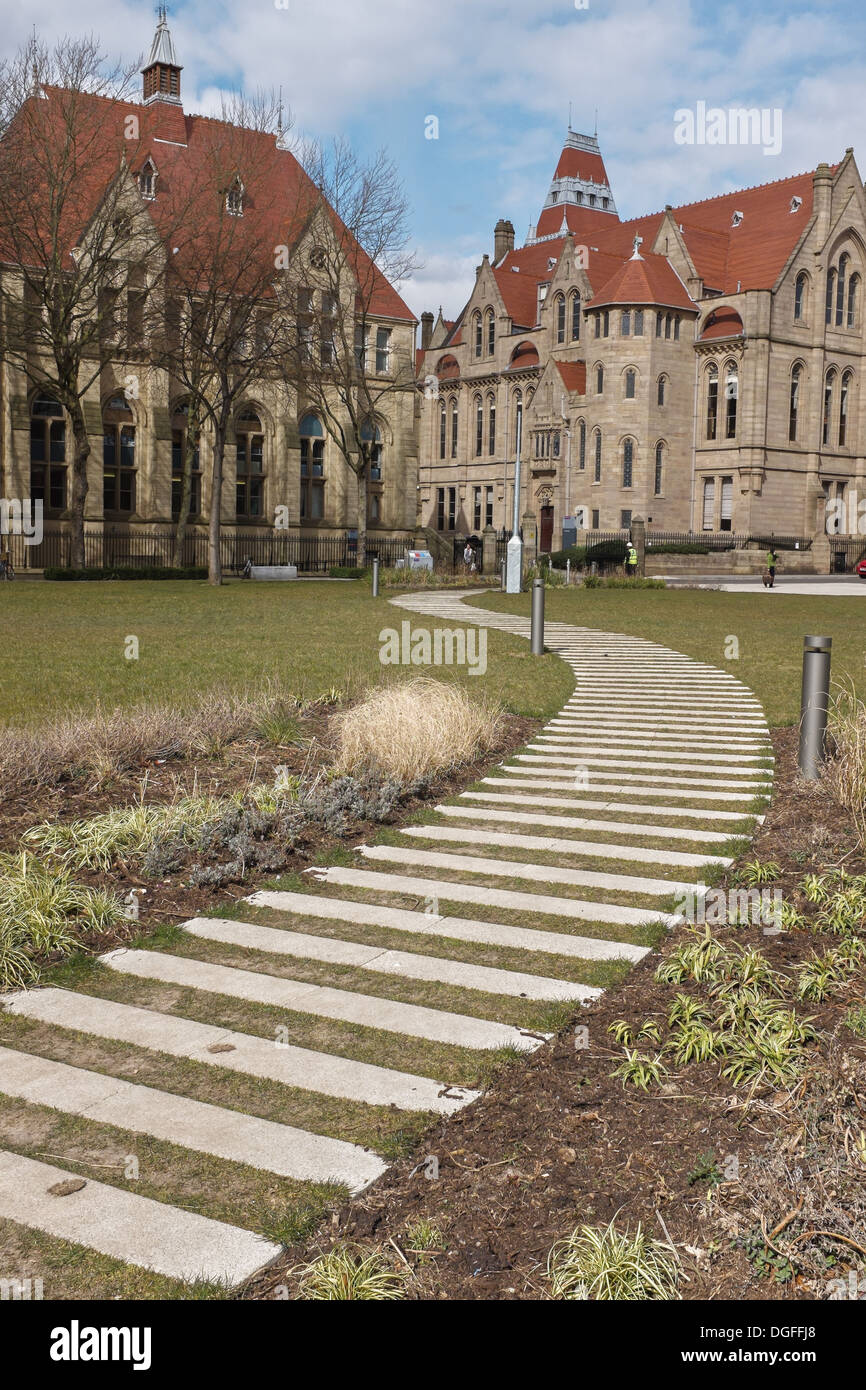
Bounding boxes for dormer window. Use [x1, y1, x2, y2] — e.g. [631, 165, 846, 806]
[139, 159, 157, 200]
[790, 196, 803, 213]
[731, 210, 744, 228]
[226, 176, 244, 217]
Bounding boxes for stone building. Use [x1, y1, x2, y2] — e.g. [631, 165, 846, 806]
[416, 127, 866, 561]
[0, 11, 418, 565]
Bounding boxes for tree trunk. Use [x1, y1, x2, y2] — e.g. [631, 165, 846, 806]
[172, 403, 200, 568]
[356, 466, 367, 568]
[209, 419, 225, 586]
[68, 400, 91, 571]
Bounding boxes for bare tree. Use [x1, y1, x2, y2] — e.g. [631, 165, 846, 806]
[280, 138, 417, 566]
[0, 34, 168, 568]
[161, 92, 302, 583]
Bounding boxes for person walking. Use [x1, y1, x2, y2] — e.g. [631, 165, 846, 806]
[624, 538, 638, 579]
[463, 541, 474, 574]
[766, 548, 778, 589]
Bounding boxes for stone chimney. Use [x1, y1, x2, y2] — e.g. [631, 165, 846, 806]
[812, 163, 834, 244]
[494, 219, 515, 263]
[420, 312, 434, 350]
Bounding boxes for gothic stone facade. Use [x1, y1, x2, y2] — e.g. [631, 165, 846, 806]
[416, 129, 866, 554]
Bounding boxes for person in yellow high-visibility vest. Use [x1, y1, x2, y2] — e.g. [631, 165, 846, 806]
[625, 540, 638, 578]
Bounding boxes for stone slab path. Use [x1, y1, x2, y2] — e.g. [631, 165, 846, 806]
[0, 589, 771, 1291]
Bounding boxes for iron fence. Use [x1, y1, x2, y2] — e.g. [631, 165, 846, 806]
[2, 526, 413, 574]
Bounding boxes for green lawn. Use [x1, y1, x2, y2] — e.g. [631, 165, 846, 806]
[475, 587, 866, 727]
[0, 579, 573, 727]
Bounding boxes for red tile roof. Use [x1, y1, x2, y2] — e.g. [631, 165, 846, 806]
[553, 360, 586, 394]
[585, 252, 694, 311]
[699, 307, 745, 339]
[0, 86, 414, 321]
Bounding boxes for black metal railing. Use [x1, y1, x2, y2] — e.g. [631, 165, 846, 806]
[3, 526, 413, 574]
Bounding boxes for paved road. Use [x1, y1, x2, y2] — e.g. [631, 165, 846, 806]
[661, 574, 866, 595]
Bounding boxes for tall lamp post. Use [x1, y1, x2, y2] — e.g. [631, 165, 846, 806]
[506, 396, 524, 593]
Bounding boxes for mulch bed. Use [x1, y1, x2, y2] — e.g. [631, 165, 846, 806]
[244, 727, 866, 1301]
[0, 707, 535, 969]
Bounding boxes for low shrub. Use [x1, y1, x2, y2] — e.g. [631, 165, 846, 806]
[0, 851, 124, 988]
[583, 575, 666, 590]
[44, 566, 208, 581]
[331, 677, 502, 781]
[548, 545, 588, 568]
[328, 566, 367, 579]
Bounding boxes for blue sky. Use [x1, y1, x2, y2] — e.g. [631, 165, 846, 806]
[3, 0, 864, 320]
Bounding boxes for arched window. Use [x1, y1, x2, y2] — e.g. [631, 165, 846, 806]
[300, 413, 324, 520]
[577, 418, 586, 470]
[656, 311, 663, 337]
[555, 294, 566, 344]
[624, 368, 636, 399]
[487, 309, 495, 356]
[103, 394, 136, 514]
[622, 437, 634, 488]
[172, 401, 201, 519]
[439, 399, 447, 460]
[724, 362, 738, 439]
[474, 312, 482, 358]
[593, 428, 602, 483]
[839, 370, 853, 446]
[634, 309, 644, 335]
[236, 408, 264, 517]
[487, 393, 496, 455]
[794, 271, 808, 322]
[657, 374, 667, 406]
[514, 390, 523, 454]
[826, 268, 836, 326]
[836, 253, 849, 326]
[450, 398, 458, 458]
[674, 316, 681, 341]
[30, 393, 66, 513]
[788, 364, 801, 443]
[706, 364, 719, 440]
[654, 441, 664, 496]
[474, 394, 483, 457]
[621, 309, 631, 336]
[360, 419, 383, 480]
[571, 292, 581, 341]
[665, 313, 672, 339]
[822, 369, 836, 446]
[139, 158, 157, 200]
[596, 364, 604, 394]
[848, 274, 860, 329]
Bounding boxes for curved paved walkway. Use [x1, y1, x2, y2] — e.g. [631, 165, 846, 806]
[0, 590, 772, 1288]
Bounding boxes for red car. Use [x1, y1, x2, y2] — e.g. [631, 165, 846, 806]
[857, 556, 866, 579]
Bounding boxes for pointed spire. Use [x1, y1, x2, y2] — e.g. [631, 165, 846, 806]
[142, 5, 183, 106]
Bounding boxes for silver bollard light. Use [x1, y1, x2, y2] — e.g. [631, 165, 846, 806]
[500, 559, 507, 592]
[371, 557, 379, 598]
[798, 635, 832, 780]
[531, 576, 545, 655]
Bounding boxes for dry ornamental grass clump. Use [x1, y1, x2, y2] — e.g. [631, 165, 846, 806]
[821, 683, 866, 847]
[330, 677, 502, 782]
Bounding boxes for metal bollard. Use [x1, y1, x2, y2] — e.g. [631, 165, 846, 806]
[798, 635, 832, 780]
[530, 577, 545, 655]
[566, 559, 571, 586]
[371, 557, 379, 598]
[500, 559, 507, 592]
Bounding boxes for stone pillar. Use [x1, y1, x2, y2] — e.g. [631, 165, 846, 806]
[631, 514, 646, 576]
[482, 524, 497, 577]
[522, 510, 537, 570]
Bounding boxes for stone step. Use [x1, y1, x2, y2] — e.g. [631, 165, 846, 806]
[0, 1045, 387, 1193]
[497, 767, 770, 793]
[460, 789, 760, 822]
[100, 949, 546, 1052]
[182, 915, 584, 1001]
[308, 866, 680, 931]
[482, 775, 761, 804]
[516, 752, 769, 777]
[533, 739, 772, 762]
[401, 823, 730, 869]
[246, 889, 626, 971]
[4, 988, 478, 1114]
[357, 843, 697, 898]
[0, 1149, 281, 1287]
[435, 803, 732, 843]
